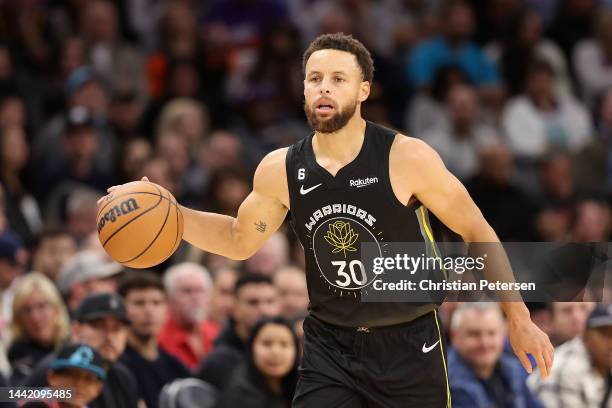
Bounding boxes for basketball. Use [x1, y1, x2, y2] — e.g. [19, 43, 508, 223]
[97, 181, 183, 268]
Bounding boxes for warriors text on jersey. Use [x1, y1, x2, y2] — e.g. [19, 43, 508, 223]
[286, 121, 443, 327]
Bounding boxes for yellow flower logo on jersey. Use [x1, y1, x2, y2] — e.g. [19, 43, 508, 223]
[324, 220, 359, 257]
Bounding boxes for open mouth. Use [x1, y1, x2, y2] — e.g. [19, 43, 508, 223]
[315, 102, 335, 114]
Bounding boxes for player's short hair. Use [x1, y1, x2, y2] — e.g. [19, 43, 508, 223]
[302, 32, 374, 83]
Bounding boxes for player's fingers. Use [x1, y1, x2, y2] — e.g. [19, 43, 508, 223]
[516, 350, 532, 374]
[534, 350, 548, 378]
[107, 185, 120, 193]
[544, 346, 554, 376]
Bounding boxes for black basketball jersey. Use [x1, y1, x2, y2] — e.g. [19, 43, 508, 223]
[286, 121, 442, 327]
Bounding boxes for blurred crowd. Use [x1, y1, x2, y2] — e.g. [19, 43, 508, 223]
[0, 0, 611, 407]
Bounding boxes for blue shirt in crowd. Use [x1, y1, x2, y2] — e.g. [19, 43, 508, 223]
[448, 347, 544, 408]
[407, 36, 500, 87]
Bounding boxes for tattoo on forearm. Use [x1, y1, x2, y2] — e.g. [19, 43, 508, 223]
[255, 221, 267, 233]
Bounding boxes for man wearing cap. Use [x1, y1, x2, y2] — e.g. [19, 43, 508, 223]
[24, 293, 140, 408]
[56, 250, 123, 313]
[529, 303, 612, 407]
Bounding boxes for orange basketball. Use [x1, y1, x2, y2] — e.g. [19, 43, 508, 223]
[97, 181, 184, 268]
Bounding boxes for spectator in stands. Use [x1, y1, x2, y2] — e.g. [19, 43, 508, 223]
[547, 0, 597, 61]
[0, 232, 27, 338]
[108, 90, 143, 141]
[535, 152, 577, 241]
[486, 8, 570, 97]
[80, 0, 145, 100]
[421, 83, 501, 180]
[209, 267, 238, 326]
[158, 262, 219, 370]
[198, 273, 280, 390]
[448, 302, 543, 408]
[466, 145, 538, 240]
[155, 130, 190, 199]
[245, 232, 290, 276]
[529, 304, 612, 407]
[45, 343, 106, 408]
[502, 59, 593, 160]
[407, 1, 501, 95]
[571, 198, 611, 242]
[0, 124, 42, 244]
[200, 131, 243, 176]
[528, 303, 555, 339]
[156, 98, 208, 152]
[8, 273, 70, 384]
[216, 317, 299, 408]
[404, 64, 469, 136]
[31, 227, 77, 283]
[204, 166, 251, 216]
[138, 157, 177, 197]
[118, 138, 153, 184]
[64, 187, 102, 246]
[273, 266, 309, 319]
[34, 67, 115, 188]
[119, 271, 190, 408]
[550, 302, 595, 346]
[0, 94, 27, 129]
[573, 10, 612, 106]
[37, 106, 114, 202]
[57, 250, 123, 313]
[24, 293, 140, 408]
[574, 87, 612, 192]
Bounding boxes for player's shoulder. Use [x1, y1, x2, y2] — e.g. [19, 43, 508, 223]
[253, 147, 289, 195]
[257, 147, 289, 174]
[390, 133, 442, 165]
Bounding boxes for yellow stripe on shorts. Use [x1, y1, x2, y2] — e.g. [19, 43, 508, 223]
[434, 309, 451, 408]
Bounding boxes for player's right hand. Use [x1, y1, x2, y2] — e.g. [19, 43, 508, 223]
[96, 176, 150, 207]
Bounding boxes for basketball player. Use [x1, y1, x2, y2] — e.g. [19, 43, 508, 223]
[103, 33, 553, 407]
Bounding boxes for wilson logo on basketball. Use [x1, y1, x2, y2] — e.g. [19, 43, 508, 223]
[97, 198, 140, 233]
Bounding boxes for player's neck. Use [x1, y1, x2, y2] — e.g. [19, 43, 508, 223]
[313, 115, 366, 166]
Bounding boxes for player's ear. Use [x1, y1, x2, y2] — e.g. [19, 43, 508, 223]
[358, 81, 370, 102]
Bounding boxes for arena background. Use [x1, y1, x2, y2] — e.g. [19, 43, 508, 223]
[0, 0, 611, 407]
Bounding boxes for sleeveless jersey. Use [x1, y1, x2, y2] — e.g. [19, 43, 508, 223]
[286, 121, 442, 327]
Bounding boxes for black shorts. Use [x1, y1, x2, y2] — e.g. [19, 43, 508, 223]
[293, 310, 451, 408]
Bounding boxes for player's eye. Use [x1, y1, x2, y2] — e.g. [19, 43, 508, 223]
[334, 77, 344, 82]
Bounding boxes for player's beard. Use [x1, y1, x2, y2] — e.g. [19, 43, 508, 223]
[304, 99, 358, 133]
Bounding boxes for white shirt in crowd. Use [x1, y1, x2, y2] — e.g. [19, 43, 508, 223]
[573, 39, 612, 107]
[528, 337, 612, 408]
[502, 95, 592, 159]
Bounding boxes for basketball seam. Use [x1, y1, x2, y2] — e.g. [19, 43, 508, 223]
[97, 190, 173, 218]
[120, 186, 172, 264]
[101, 186, 164, 247]
[157, 198, 182, 265]
[160, 198, 181, 263]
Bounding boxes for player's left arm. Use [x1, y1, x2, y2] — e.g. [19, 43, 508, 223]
[391, 135, 554, 378]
